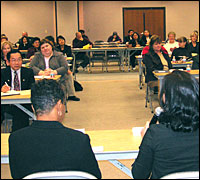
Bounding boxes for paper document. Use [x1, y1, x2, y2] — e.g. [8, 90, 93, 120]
[1, 90, 20, 97]
[34, 76, 51, 79]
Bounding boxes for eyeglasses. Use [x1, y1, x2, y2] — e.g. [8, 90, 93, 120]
[10, 58, 22, 63]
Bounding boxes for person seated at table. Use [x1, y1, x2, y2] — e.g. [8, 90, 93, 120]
[44, 35, 60, 52]
[56, 35, 72, 57]
[56, 35, 73, 71]
[163, 31, 179, 55]
[18, 36, 31, 51]
[132, 70, 199, 179]
[1, 34, 8, 43]
[1, 49, 35, 132]
[8, 79, 102, 179]
[79, 29, 93, 45]
[129, 32, 146, 70]
[124, 29, 134, 44]
[143, 35, 172, 93]
[188, 32, 199, 55]
[1, 41, 13, 68]
[15, 31, 34, 48]
[191, 54, 199, 70]
[72, 32, 92, 70]
[171, 36, 192, 61]
[26, 37, 40, 60]
[30, 39, 80, 101]
[141, 29, 152, 45]
[107, 31, 122, 43]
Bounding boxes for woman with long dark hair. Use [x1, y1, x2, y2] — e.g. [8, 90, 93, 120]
[131, 70, 199, 179]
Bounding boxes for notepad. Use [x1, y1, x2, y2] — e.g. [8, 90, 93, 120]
[132, 127, 143, 136]
[92, 146, 104, 153]
[75, 129, 85, 133]
[1, 90, 20, 97]
[34, 76, 51, 79]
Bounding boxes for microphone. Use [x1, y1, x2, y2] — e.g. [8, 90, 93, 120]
[149, 107, 163, 125]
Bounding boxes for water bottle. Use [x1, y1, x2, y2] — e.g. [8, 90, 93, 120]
[186, 65, 191, 72]
[149, 107, 164, 125]
[172, 56, 176, 62]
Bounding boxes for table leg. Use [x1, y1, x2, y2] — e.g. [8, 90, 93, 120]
[109, 159, 133, 178]
[14, 104, 36, 120]
[138, 59, 142, 89]
[72, 53, 76, 80]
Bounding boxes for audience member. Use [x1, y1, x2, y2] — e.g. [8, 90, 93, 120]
[171, 36, 192, 60]
[79, 29, 92, 44]
[143, 35, 172, 92]
[188, 32, 199, 55]
[26, 37, 40, 60]
[1, 49, 35, 131]
[124, 29, 134, 44]
[72, 32, 92, 69]
[141, 30, 152, 45]
[1, 34, 8, 43]
[129, 32, 145, 70]
[132, 70, 199, 179]
[45, 35, 61, 52]
[163, 31, 179, 55]
[8, 79, 102, 179]
[1, 41, 13, 68]
[191, 54, 199, 69]
[107, 32, 122, 43]
[56, 35, 72, 57]
[18, 36, 31, 50]
[30, 39, 80, 101]
[15, 31, 33, 47]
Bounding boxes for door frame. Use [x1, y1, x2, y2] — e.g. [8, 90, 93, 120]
[122, 7, 166, 41]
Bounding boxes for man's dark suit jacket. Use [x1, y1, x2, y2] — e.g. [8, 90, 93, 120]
[9, 121, 102, 179]
[1, 66, 35, 90]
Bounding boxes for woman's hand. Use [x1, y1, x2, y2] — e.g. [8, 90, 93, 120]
[140, 121, 150, 138]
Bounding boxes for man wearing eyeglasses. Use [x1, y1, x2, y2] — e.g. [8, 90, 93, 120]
[1, 49, 35, 132]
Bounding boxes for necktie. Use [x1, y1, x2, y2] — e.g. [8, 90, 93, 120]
[14, 71, 20, 91]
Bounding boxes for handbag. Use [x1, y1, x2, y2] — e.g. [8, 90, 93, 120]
[74, 80, 83, 91]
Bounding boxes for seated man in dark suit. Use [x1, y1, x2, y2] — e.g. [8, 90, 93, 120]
[72, 32, 92, 70]
[1, 49, 35, 132]
[9, 79, 102, 179]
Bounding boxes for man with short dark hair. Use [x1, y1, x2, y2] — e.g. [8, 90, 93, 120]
[124, 29, 134, 44]
[72, 32, 92, 69]
[8, 79, 102, 179]
[1, 49, 35, 132]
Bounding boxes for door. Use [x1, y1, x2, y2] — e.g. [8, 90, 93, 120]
[123, 8, 165, 41]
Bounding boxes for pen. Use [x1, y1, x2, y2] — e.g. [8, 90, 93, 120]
[5, 82, 9, 86]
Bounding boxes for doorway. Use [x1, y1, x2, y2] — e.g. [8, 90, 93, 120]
[123, 7, 166, 41]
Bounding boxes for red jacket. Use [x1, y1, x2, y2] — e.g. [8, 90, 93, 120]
[142, 46, 168, 57]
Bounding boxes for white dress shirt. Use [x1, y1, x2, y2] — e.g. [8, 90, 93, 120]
[11, 68, 21, 90]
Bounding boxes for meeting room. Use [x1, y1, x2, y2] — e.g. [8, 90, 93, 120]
[1, 1, 199, 179]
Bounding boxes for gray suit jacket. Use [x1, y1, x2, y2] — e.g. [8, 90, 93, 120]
[29, 50, 68, 83]
[30, 50, 68, 75]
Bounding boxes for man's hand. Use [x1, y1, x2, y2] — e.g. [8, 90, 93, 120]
[1, 84, 10, 93]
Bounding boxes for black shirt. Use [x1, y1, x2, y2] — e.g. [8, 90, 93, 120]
[56, 44, 72, 57]
[132, 124, 199, 179]
[188, 42, 199, 54]
[9, 121, 102, 179]
[171, 47, 192, 60]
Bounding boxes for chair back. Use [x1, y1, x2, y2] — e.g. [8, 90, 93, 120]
[23, 171, 97, 179]
[160, 171, 199, 179]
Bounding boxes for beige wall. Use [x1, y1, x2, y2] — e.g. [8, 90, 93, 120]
[57, 1, 78, 45]
[1, 1, 55, 44]
[1, 1, 199, 44]
[82, 1, 199, 42]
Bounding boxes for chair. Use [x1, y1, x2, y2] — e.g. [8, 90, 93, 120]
[160, 171, 199, 179]
[90, 41, 106, 71]
[23, 171, 97, 179]
[143, 64, 158, 113]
